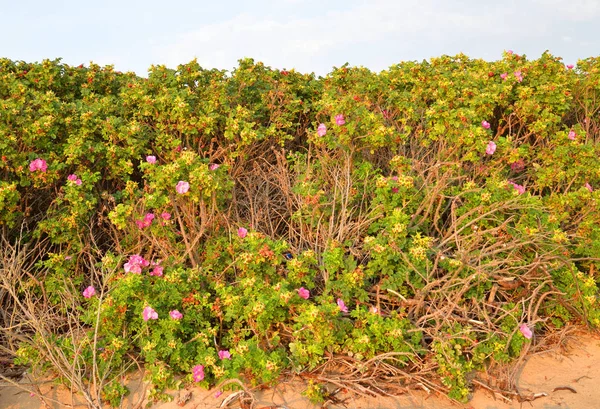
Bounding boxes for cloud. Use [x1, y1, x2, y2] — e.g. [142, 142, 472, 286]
[151, 0, 598, 75]
[152, 1, 473, 73]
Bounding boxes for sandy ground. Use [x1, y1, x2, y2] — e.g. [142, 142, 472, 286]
[1, 332, 599, 409]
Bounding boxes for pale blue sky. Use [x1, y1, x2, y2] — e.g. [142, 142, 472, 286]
[1, 0, 598, 76]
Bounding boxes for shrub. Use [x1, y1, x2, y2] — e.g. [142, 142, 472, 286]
[1, 53, 599, 405]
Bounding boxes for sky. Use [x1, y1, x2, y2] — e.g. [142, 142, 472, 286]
[1, 0, 599, 77]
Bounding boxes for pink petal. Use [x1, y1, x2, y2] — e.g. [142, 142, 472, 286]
[135, 219, 150, 229]
[317, 123, 327, 137]
[130, 264, 142, 274]
[481, 120, 491, 129]
[508, 181, 525, 195]
[500, 73, 508, 80]
[176, 181, 190, 194]
[519, 323, 533, 339]
[237, 227, 248, 238]
[209, 163, 220, 171]
[192, 365, 205, 382]
[146, 155, 157, 164]
[335, 114, 345, 126]
[297, 287, 310, 300]
[29, 158, 48, 172]
[82, 286, 96, 298]
[568, 130, 576, 140]
[218, 350, 231, 360]
[337, 298, 348, 313]
[585, 182, 593, 192]
[566, 64, 574, 69]
[514, 71, 523, 82]
[160, 212, 171, 220]
[170, 310, 183, 320]
[150, 266, 163, 277]
[485, 141, 496, 155]
[143, 306, 158, 321]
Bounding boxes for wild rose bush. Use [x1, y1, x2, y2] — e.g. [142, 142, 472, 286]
[1, 52, 600, 405]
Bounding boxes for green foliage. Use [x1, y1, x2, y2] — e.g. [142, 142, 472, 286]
[2, 53, 600, 405]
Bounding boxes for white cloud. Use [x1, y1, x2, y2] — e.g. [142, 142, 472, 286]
[151, 0, 597, 75]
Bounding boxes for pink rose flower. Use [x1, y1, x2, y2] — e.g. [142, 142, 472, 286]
[132, 256, 148, 269]
[508, 181, 525, 195]
[485, 141, 496, 155]
[142, 306, 158, 321]
[514, 71, 523, 82]
[297, 287, 310, 299]
[209, 163, 220, 171]
[127, 263, 142, 274]
[568, 130, 576, 140]
[135, 220, 149, 229]
[519, 323, 532, 339]
[124, 254, 149, 273]
[337, 298, 348, 313]
[136, 212, 155, 229]
[150, 265, 163, 277]
[161, 212, 171, 220]
[176, 181, 190, 194]
[585, 182, 593, 192]
[500, 72, 508, 80]
[169, 310, 183, 320]
[29, 158, 48, 172]
[317, 123, 327, 137]
[481, 120, 491, 129]
[237, 227, 248, 238]
[218, 350, 231, 360]
[146, 155, 157, 164]
[335, 114, 345, 126]
[192, 365, 204, 382]
[67, 174, 82, 185]
[83, 286, 96, 298]
[566, 64, 574, 69]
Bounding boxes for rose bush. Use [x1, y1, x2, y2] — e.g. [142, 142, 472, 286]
[1, 52, 600, 405]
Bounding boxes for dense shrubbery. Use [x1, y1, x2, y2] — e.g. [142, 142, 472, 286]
[1, 52, 600, 406]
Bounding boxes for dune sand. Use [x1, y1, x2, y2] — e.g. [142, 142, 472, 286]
[1, 331, 599, 409]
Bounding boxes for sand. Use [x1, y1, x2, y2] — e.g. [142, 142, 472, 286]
[1, 331, 599, 409]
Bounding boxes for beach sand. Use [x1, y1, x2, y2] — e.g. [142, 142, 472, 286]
[2, 331, 599, 409]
